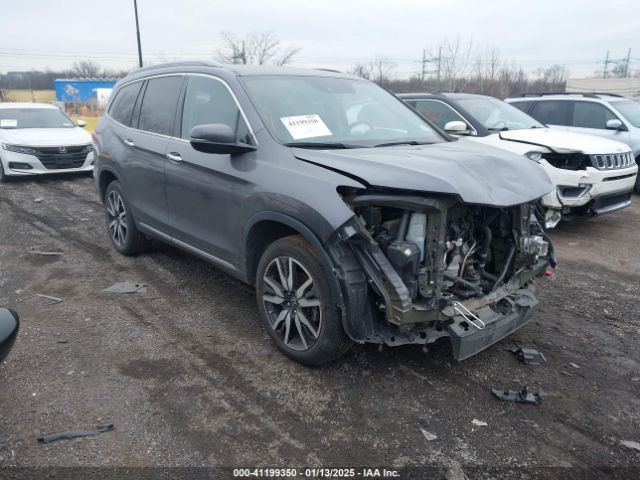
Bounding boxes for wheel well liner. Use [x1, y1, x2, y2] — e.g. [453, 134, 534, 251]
[98, 168, 118, 200]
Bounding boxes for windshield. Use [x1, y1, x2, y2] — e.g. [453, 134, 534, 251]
[455, 96, 545, 131]
[241, 76, 445, 148]
[0, 108, 75, 129]
[612, 100, 640, 128]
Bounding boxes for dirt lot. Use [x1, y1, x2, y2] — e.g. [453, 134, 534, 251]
[0, 174, 639, 479]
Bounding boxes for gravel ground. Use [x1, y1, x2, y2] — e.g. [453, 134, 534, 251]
[0, 174, 638, 479]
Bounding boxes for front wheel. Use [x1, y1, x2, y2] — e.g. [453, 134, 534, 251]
[256, 235, 352, 366]
[103, 180, 150, 256]
[0, 160, 8, 183]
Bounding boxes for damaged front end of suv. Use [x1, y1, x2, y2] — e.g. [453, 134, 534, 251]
[292, 139, 558, 362]
[327, 189, 554, 360]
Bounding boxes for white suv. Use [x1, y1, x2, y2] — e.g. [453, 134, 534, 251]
[505, 92, 640, 193]
[400, 93, 637, 228]
[0, 103, 94, 182]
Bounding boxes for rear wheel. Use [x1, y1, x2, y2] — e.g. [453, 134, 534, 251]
[103, 180, 150, 255]
[256, 235, 352, 366]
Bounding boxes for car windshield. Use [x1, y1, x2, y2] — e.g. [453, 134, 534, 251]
[0, 108, 75, 129]
[612, 100, 640, 128]
[241, 75, 445, 148]
[455, 96, 545, 131]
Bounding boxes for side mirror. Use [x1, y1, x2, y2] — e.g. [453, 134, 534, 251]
[76, 119, 87, 128]
[606, 119, 623, 131]
[189, 124, 256, 155]
[0, 308, 19, 364]
[444, 120, 470, 135]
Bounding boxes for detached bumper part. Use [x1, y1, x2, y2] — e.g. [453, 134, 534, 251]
[446, 289, 539, 361]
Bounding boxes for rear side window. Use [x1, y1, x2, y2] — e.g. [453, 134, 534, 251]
[530, 101, 571, 126]
[138, 76, 183, 136]
[509, 100, 533, 113]
[109, 82, 142, 126]
[573, 101, 618, 129]
[180, 75, 251, 143]
[411, 100, 466, 129]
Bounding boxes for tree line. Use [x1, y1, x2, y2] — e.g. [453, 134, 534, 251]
[4, 33, 622, 98]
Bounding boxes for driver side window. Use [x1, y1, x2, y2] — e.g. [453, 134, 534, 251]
[181, 76, 251, 143]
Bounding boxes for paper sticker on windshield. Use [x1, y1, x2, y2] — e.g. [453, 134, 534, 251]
[281, 114, 332, 140]
[0, 119, 17, 128]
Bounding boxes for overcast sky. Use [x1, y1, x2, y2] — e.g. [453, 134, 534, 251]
[1, 0, 638, 78]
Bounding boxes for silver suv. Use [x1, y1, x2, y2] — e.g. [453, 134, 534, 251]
[94, 62, 554, 365]
[506, 92, 640, 192]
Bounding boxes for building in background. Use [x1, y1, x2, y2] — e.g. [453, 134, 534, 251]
[566, 77, 640, 97]
[54, 78, 116, 115]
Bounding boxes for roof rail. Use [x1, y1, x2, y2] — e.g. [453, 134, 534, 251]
[397, 92, 447, 97]
[515, 91, 624, 98]
[315, 68, 344, 74]
[127, 61, 223, 76]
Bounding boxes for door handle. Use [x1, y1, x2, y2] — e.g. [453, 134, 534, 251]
[166, 152, 182, 162]
[124, 139, 135, 147]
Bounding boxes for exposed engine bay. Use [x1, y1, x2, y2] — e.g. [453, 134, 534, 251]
[332, 189, 555, 360]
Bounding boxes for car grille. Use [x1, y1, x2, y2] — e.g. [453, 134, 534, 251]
[32, 145, 92, 170]
[592, 152, 635, 170]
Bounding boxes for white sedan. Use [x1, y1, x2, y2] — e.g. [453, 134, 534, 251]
[0, 103, 94, 181]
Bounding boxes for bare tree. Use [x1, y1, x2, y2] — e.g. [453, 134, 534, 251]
[429, 37, 474, 91]
[70, 60, 102, 78]
[536, 64, 568, 85]
[349, 63, 372, 80]
[349, 55, 395, 86]
[370, 55, 396, 85]
[217, 31, 300, 66]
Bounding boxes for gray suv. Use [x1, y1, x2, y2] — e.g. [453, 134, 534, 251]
[94, 62, 554, 365]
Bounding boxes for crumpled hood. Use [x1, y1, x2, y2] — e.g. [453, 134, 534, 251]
[292, 140, 554, 207]
[499, 128, 631, 155]
[0, 127, 91, 146]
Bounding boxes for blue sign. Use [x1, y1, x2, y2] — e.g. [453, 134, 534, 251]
[54, 79, 116, 102]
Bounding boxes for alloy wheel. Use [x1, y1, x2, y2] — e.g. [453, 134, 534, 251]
[262, 256, 322, 351]
[106, 190, 128, 248]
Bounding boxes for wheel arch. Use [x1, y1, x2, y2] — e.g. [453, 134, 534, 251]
[98, 166, 119, 200]
[242, 211, 334, 286]
[243, 211, 376, 343]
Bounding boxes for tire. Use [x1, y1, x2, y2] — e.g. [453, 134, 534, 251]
[256, 235, 352, 366]
[635, 157, 640, 194]
[103, 180, 150, 256]
[0, 160, 8, 183]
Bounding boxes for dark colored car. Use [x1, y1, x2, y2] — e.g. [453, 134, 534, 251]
[93, 62, 554, 365]
[0, 308, 19, 364]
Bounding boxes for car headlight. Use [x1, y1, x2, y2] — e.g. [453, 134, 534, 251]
[524, 151, 543, 163]
[1, 143, 37, 155]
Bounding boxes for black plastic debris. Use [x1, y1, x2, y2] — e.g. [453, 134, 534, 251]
[517, 348, 546, 365]
[38, 422, 114, 443]
[504, 346, 546, 365]
[491, 386, 544, 405]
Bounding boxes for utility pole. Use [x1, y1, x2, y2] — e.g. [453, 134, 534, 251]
[133, 0, 143, 68]
[603, 50, 610, 78]
[436, 46, 442, 91]
[624, 48, 631, 77]
[420, 49, 427, 84]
